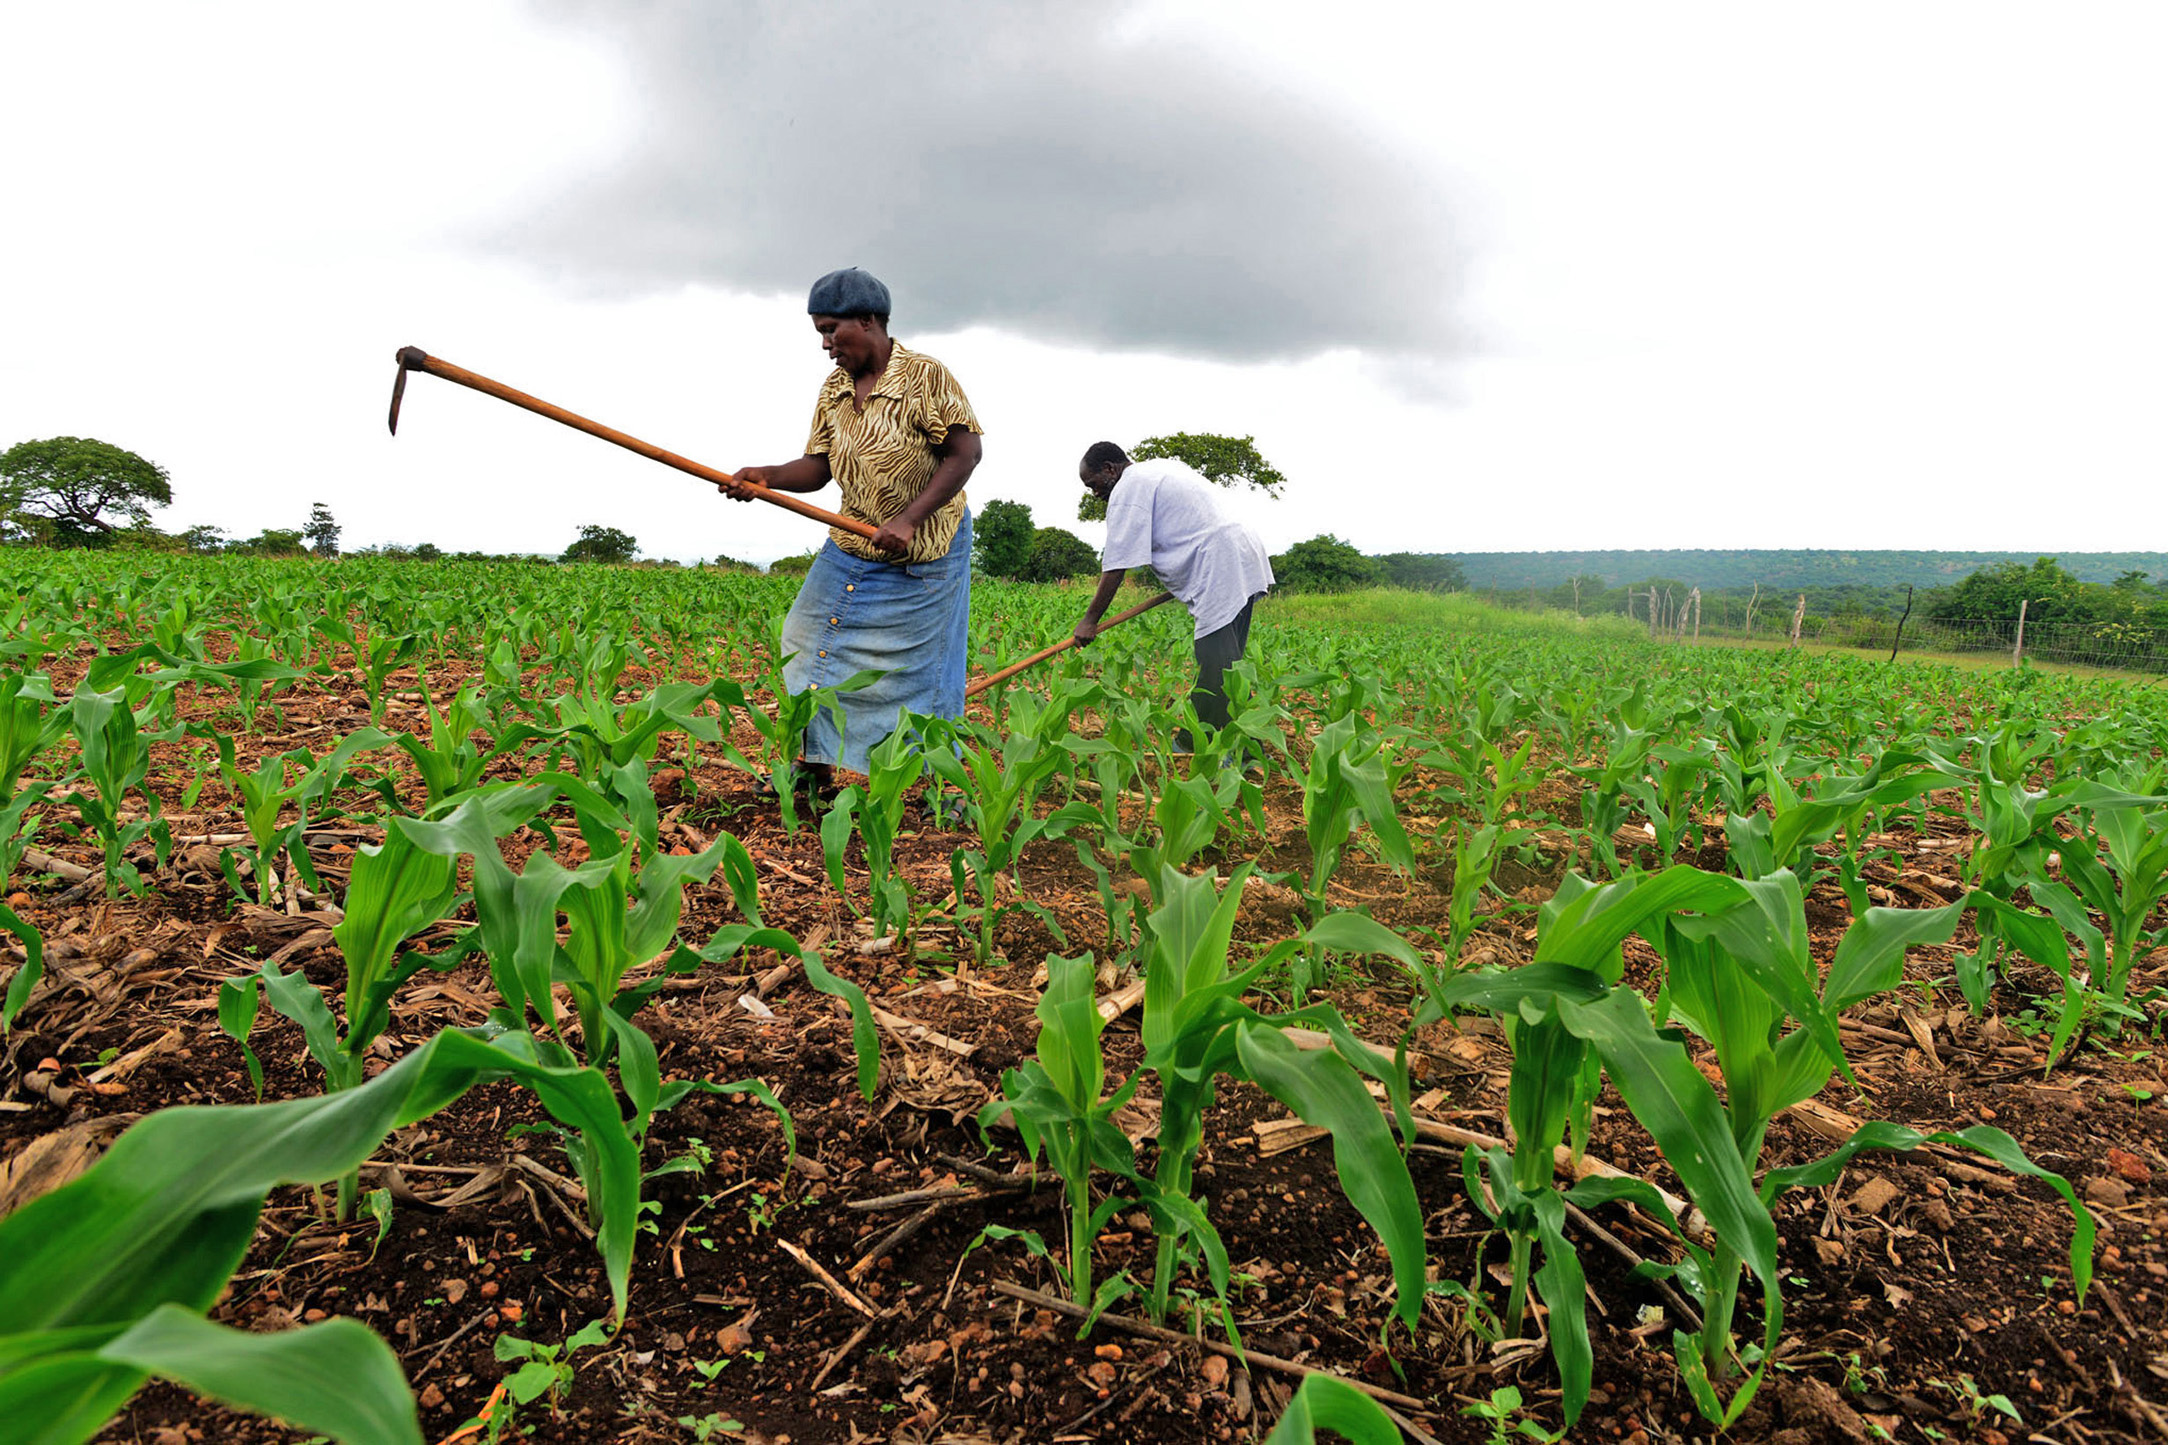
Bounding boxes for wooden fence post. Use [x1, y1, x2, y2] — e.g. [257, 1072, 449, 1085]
[1888, 584, 1914, 663]
[1789, 595, 1806, 648]
[2013, 598, 2030, 666]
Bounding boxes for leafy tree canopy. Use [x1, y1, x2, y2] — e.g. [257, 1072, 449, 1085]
[1020, 526, 1099, 582]
[1375, 553, 1466, 592]
[233, 528, 306, 557]
[1271, 534, 1381, 594]
[1078, 432, 1286, 521]
[0, 436, 171, 545]
[561, 523, 639, 564]
[974, 498, 1036, 579]
[304, 502, 341, 558]
[1926, 557, 2081, 625]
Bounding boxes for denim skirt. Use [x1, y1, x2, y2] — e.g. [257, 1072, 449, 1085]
[779, 508, 972, 773]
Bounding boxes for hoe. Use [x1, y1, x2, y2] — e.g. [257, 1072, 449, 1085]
[386, 346, 1173, 695]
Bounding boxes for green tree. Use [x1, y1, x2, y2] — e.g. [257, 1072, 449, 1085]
[1272, 534, 1381, 593]
[561, 524, 639, 564]
[1376, 553, 1467, 592]
[1021, 526, 1099, 582]
[1928, 557, 2080, 624]
[1077, 432, 1286, 521]
[975, 498, 1037, 578]
[234, 528, 306, 557]
[304, 502, 341, 558]
[0, 437, 172, 545]
[178, 524, 228, 554]
[767, 551, 819, 576]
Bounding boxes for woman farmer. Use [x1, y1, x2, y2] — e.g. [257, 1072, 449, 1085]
[722, 268, 983, 792]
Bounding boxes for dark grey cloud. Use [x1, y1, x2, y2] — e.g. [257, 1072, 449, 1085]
[499, 2, 1468, 363]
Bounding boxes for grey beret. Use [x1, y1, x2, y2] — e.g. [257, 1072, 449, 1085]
[807, 267, 891, 318]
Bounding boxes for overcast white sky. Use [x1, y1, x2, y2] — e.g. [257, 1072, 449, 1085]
[3, 3, 2162, 565]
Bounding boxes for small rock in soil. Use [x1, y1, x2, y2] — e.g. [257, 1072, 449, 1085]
[2085, 1176, 2132, 1208]
[2106, 1147, 2151, 1185]
[1849, 1175, 1901, 1216]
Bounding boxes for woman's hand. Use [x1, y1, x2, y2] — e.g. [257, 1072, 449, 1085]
[871, 516, 918, 555]
[718, 466, 771, 502]
[1072, 616, 1099, 648]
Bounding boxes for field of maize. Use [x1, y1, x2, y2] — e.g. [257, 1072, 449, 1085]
[0, 552, 2163, 1445]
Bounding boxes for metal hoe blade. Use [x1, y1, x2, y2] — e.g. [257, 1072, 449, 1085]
[387, 357, 409, 435]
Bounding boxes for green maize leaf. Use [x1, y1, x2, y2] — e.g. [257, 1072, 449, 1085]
[1672, 1329, 1764, 1430]
[1534, 866, 1746, 974]
[216, 977, 265, 1099]
[1822, 897, 1968, 1014]
[1692, 873, 1850, 1090]
[598, 1008, 663, 1133]
[1974, 896, 2090, 1067]
[1234, 1023, 1424, 1330]
[1, 900, 45, 1033]
[1529, 1186, 1593, 1427]
[1759, 1122, 2092, 1298]
[799, 944, 881, 1102]
[1553, 990, 1777, 1291]
[1302, 911, 1421, 968]
[1260, 1372, 1402, 1445]
[0, 1029, 634, 1440]
[335, 823, 462, 1043]
[96, 1305, 415, 1445]
[1034, 953, 1109, 1115]
[1436, 962, 1610, 1017]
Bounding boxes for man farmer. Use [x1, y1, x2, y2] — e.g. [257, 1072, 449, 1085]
[1071, 442, 1274, 750]
[721, 267, 982, 794]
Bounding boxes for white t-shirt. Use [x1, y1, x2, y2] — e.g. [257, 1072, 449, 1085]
[1100, 458, 1276, 638]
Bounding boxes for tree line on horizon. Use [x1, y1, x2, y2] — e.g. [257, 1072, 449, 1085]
[13, 436, 2154, 627]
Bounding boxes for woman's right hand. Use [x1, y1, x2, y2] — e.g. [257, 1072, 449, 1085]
[719, 467, 770, 501]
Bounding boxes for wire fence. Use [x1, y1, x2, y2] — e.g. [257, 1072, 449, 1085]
[1683, 613, 2168, 673]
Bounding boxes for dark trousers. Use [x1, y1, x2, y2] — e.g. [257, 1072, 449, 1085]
[1176, 595, 1259, 750]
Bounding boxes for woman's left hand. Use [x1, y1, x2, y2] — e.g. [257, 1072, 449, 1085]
[871, 517, 917, 555]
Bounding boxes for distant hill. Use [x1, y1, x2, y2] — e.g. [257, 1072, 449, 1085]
[1449, 550, 2168, 591]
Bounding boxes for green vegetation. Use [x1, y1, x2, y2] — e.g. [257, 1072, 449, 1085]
[0, 436, 171, 545]
[0, 550, 2143, 1441]
[1077, 431, 1285, 521]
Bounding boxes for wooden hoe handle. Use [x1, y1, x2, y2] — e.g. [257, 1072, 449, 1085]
[387, 346, 880, 543]
[964, 591, 1179, 698]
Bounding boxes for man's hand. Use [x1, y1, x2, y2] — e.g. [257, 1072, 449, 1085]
[719, 467, 770, 502]
[1073, 616, 1099, 648]
[871, 516, 917, 555]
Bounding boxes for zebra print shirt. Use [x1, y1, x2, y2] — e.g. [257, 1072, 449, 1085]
[805, 343, 981, 565]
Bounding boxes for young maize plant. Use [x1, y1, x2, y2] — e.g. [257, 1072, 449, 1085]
[219, 811, 467, 1216]
[0, 669, 70, 890]
[929, 690, 1089, 961]
[1933, 725, 2162, 1019]
[1439, 733, 1542, 960]
[210, 727, 393, 906]
[376, 672, 516, 809]
[978, 950, 1142, 1315]
[312, 614, 420, 725]
[736, 617, 880, 832]
[1134, 866, 1427, 1339]
[1292, 712, 1416, 999]
[2036, 773, 2168, 1038]
[1444, 866, 2096, 1429]
[59, 682, 174, 897]
[820, 717, 943, 940]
